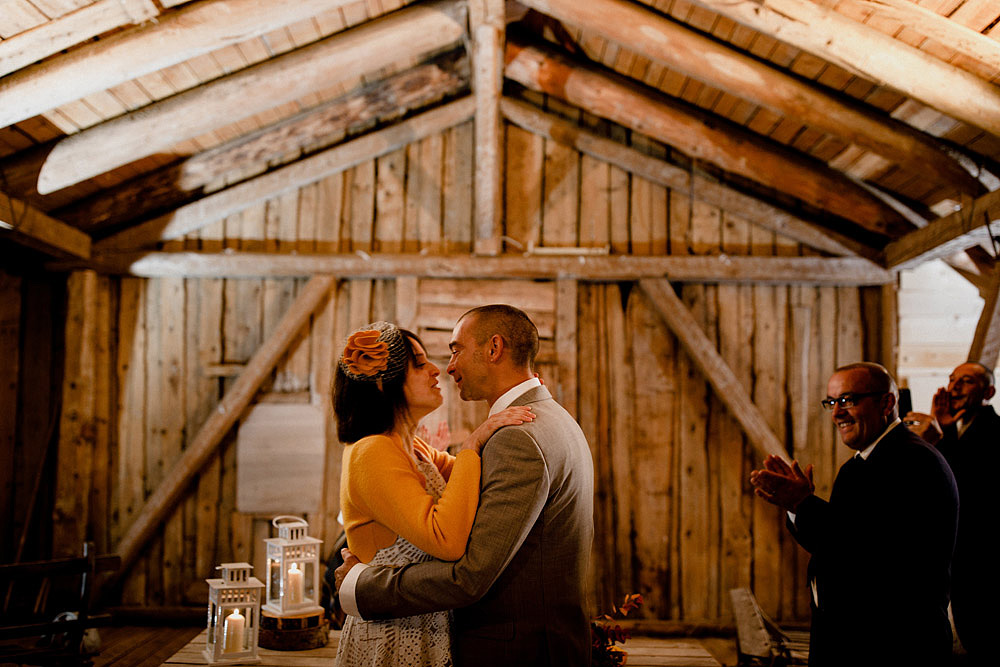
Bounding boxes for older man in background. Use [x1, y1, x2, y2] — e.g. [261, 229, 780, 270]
[906, 362, 998, 665]
[752, 362, 958, 667]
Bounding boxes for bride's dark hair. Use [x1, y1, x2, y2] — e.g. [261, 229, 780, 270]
[333, 328, 423, 443]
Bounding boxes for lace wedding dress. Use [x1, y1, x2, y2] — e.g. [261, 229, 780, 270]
[335, 456, 454, 667]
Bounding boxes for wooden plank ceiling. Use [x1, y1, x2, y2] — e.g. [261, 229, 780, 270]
[1, 0, 999, 274]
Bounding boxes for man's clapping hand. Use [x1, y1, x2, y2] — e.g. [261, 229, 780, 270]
[750, 455, 814, 512]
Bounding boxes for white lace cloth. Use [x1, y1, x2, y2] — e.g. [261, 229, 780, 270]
[334, 456, 454, 667]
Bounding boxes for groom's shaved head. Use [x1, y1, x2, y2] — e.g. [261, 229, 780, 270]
[460, 305, 539, 369]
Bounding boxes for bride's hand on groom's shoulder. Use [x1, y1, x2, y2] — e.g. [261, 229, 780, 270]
[460, 407, 536, 455]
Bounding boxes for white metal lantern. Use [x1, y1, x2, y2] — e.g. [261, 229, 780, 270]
[263, 515, 323, 616]
[205, 563, 263, 664]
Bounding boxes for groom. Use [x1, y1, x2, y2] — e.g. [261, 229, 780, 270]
[336, 304, 595, 666]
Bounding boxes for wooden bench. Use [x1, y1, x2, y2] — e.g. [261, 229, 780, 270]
[729, 587, 809, 667]
[0, 542, 120, 666]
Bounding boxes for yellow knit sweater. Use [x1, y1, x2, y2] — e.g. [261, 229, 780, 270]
[340, 433, 481, 563]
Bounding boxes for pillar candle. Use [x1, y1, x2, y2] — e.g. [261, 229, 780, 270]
[288, 563, 304, 604]
[223, 609, 245, 653]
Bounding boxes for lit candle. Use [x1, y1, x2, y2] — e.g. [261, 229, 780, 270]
[287, 562, 304, 604]
[223, 609, 245, 653]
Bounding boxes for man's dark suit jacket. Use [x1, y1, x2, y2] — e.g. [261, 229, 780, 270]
[936, 404, 999, 660]
[789, 423, 958, 667]
[354, 386, 595, 667]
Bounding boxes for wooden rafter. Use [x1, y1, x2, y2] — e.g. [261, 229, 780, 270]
[520, 0, 980, 196]
[65, 252, 894, 285]
[504, 35, 910, 239]
[0, 0, 359, 127]
[0, 194, 91, 259]
[112, 275, 335, 579]
[470, 0, 507, 255]
[882, 190, 1000, 269]
[0, 0, 157, 79]
[501, 98, 873, 259]
[34, 0, 467, 194]
[843, 0, 1000, 74]
[57, 52, 470, 234]
[686, 0, 1000, 138]
[93, 97, 476, 252]
[638, 278, 788, 462]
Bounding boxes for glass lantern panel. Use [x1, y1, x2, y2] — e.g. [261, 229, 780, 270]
[267, 558, 281, 605]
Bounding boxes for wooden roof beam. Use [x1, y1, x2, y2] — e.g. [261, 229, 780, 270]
[0, 195, 91, 259]
[639, 279, 788, 462]
[470, 0, 507, 255]
[501, 97, 875, 260]
[57, 51, 470, 234]
[687, 0, 1000, 138]
[519, 0, 981, 196]
[882, 190, 1000, 269]
[93, 97, 476, 252]
[840, 0, 1000, 75]
[0, 0, 362, 127]
[504, 35, 910, 240]
[64, 252, 894, 285]
[34, 0, 467, 194]
[0, 0, 157, 78]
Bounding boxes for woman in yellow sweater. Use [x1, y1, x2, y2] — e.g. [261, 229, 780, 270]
[333, 321, 533, 667]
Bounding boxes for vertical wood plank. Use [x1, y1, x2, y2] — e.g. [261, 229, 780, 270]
[115, 277, 147, 603]
[606, 284, 634, 603]
[628, 288, 674, 618]
[91, 275, 112, 554]
[504, 124, 543, 252]
[348, 162, 375, 252]
[191, 279, 223, 581]
[443, 122, 474, 253]
[53, 271, 98, 558]
[554, 279, 578, 418]
[751, 284, 787, 619]
[417, 133, 444, 254]
[375, 148, 406, 254]
[541, 135, 579, 248]
[676, 284, 712, 620]
[0, 273, 20, 560]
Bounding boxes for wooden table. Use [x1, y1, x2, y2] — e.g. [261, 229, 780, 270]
[164, 630, 721, 666]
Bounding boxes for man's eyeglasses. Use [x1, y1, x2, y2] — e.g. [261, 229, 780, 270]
[820, 392, 885, 410]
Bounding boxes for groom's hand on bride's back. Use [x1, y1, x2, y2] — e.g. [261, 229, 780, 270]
[335, 548, 361, 592]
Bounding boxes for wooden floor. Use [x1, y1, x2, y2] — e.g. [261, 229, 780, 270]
[92, 626, 204, 667]
[90, 625, 739, 666]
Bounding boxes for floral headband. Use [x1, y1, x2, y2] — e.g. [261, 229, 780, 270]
[338, 321, 408, 389]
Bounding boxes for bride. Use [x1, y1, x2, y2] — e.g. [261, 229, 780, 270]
[332, 321, 533, 666]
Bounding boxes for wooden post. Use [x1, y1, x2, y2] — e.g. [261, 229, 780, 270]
[470, 0, 505, 255]
[969, 265, 1000, 369]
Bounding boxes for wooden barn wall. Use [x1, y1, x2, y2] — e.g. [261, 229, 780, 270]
[0, 266, 66, 564]
[43, 120, 896, 624]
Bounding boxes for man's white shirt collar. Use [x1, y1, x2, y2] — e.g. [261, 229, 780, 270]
[489, 377, 541, 416]
[856, 418, 900, 460]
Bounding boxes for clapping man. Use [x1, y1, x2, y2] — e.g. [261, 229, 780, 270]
[751, 362, 958, 667]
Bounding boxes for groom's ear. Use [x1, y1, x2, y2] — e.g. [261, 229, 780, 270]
[487, 334, 505, 362]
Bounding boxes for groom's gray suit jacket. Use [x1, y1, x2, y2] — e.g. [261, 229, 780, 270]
[353, 385, 595, 666]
